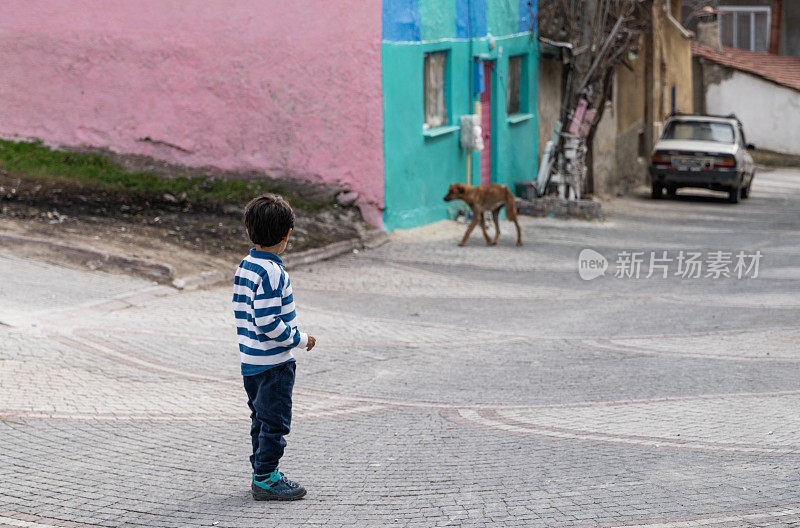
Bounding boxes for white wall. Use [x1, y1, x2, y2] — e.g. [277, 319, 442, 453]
[705, 71, 800, 155]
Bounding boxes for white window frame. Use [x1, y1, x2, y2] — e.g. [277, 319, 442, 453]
[718, 5, 771, 52]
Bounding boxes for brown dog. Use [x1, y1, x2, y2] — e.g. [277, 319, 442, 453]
[443, 183, 523, 246]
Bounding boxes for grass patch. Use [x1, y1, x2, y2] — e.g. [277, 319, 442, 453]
[0, 139, 331, 211]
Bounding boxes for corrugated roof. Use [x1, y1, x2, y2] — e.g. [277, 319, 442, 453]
[692, 42, 800, 92]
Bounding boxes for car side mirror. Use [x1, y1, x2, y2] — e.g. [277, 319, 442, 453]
[746, 143, 756, 151]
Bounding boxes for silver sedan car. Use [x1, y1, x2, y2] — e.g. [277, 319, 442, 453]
[649, 114, 755, 203]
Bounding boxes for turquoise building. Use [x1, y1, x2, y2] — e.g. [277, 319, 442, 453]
[382, 0, 539, 230]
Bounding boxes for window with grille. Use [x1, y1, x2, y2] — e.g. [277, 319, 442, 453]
[718, 6, 771, 52]
[507, 55, 523, 115]
[423, 51, 448, 128]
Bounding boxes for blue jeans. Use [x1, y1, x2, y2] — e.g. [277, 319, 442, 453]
[242, 361, 296, 475]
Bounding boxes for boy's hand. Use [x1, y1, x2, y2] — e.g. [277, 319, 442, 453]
[306, 335, 316, 351]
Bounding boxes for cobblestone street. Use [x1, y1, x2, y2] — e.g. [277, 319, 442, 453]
[2, 169, 800, 527]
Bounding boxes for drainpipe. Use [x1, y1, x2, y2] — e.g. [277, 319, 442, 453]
[466, 0, 474, 186]
[770, 0, 783, 55]
[663, 1, 692, 39]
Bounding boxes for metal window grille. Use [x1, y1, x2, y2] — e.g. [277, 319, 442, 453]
[423, 52, 447, 128]
[507, 55, 522, 115]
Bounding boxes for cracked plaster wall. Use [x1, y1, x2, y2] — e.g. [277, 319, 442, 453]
[703, 68, 800, 156]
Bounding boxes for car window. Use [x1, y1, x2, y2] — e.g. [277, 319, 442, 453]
[662, 121, 735, 143]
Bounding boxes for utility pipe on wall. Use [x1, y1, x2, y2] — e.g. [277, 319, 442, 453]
[770, 0, 783, 55]
[466, 0, 474, 186]
[663, 1, 692, 38]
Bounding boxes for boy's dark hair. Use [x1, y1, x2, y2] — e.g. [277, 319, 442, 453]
[244, 194, 295, 247]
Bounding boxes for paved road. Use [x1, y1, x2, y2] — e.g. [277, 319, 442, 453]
[1, 169, 799, 527]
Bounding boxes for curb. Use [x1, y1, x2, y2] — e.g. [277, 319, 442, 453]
[174, 231, 390, 290]
[0, 232, 173, 281]
[283, 230, 389, 269]
[0, 229, 390, 291]
[171, 270, 226, 291]
[516, 197, 602, 220]
[172, 231, 389, 291]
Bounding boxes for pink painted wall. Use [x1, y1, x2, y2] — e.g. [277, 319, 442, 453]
[0, 1, 384, 225]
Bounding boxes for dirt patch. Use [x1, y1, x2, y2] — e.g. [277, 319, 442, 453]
[751, 149, 800, 169]
[0, 171, 368, 279]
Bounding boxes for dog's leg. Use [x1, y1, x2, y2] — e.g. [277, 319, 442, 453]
[459, 214, 480, 246]
[506, 200, 523, 246]
[479, 211, 492, 245]
[491, 205, 503, 245]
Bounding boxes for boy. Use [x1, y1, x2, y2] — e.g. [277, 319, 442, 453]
[233, 194, 316, 501]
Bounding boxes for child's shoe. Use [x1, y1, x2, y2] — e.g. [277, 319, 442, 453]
[252, 471, 307, 501]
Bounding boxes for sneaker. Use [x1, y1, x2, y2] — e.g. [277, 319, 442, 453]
[252, 471, 307, 501]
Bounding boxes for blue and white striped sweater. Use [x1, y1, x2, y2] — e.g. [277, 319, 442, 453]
[233, 249, 308, 376]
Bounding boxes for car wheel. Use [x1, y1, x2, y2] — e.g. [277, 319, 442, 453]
[740, 184, 750, 199]
[728, 184, 740, 204]
[742, 171, 754, 199]
[651, 183, 663, 199]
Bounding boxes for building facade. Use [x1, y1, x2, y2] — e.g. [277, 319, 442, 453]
[0, 0, 386, 226]
[688, 0, 800, 156]
[592, 0, 694, 196]
[382, 0, 539, 230]
[537, 0, 694, 197]
[0, 1, 539, 232]
[692, 43, 800, 156]
[682, 0, 800, 57]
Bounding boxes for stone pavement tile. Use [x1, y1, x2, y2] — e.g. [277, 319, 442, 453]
[0, 253, 152, 318]
[2, 170, 800, 526]
[3, 408, 800, 526]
